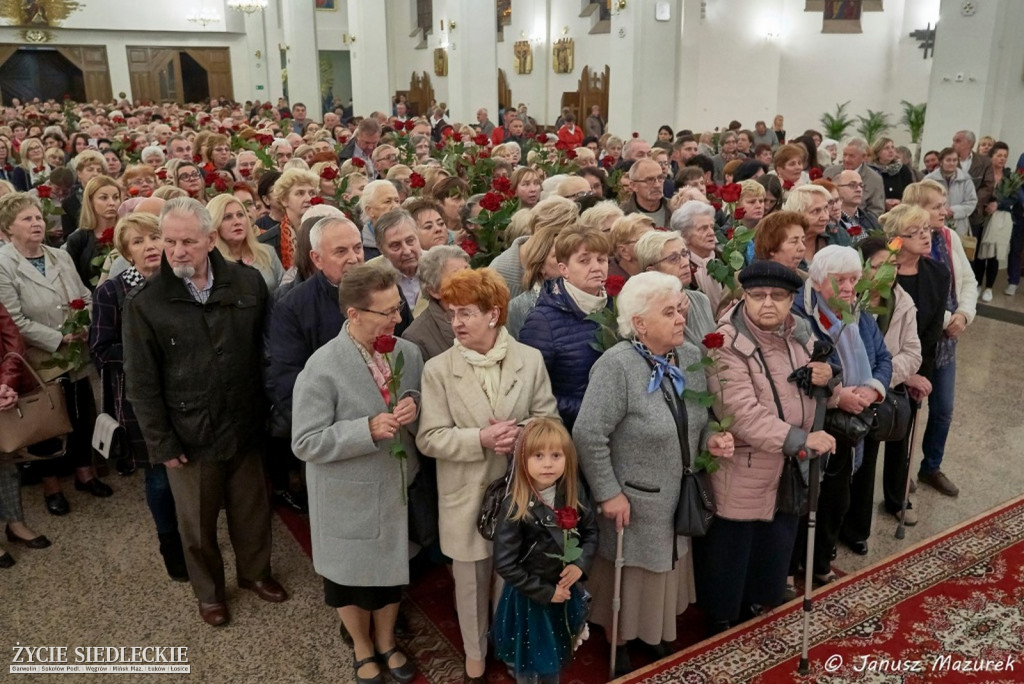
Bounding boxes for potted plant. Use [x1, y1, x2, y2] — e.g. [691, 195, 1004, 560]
[900, 100, 927, 165]
[820, 101, 855, 141]
[855, 109, 891, 146]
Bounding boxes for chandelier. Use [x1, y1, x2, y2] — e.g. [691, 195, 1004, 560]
[227, 0, 269, 13]
[187, 8, 220, 26]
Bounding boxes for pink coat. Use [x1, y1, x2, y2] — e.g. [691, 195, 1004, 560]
[706, 305, 827, 521]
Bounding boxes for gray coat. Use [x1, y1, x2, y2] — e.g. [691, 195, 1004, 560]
[291, 331, 423, 587]
[573, 340, 708, 573]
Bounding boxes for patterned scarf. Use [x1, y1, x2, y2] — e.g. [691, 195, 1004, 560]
[344, 322, 393, 404]
[631, 338, 686, 396]
[119, 266, 145, 290]
[279, 214, 295, 270]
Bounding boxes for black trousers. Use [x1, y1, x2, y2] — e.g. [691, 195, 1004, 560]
[792, 437, 854, 576]
[265, 435, 304, 494]
[971, 221, 998, 289]
[842, 427, 914, 543]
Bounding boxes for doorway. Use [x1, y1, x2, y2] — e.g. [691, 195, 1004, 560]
[127, 46, 232, 103]
[0, 48, 85, 104]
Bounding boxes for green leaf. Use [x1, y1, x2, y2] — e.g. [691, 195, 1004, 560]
[699, 394, 716, 408]
[685, 361, 704, 373]
[719, 415, 734, 430]
[693, 449, 720, 474]
[682, 388, 703, 403]
[728, 251, 746, 270]
[393, 350, 405, 376]
[708, 420, 722, 432]
[563, 536, 583, 563]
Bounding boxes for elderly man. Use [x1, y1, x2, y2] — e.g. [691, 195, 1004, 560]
[475, 107, 495, 136]
[370, 209, 423, 323]
[824, 138, 885, 217]
[371, 144, 399, 178]
[235, 150, 259, 181]
[835, 169, 880, 237]
[952, 130, 995, 256]
[622, 137, 651, 163]
[124, 198, 286, 628]
[339, 118, 381, 176]
[270, 139, 293, 169]
[622, 158, 671, 228]
[751, 120, 778, 150]
[323, 111, 341, 133]
[166, 135, 192, 161]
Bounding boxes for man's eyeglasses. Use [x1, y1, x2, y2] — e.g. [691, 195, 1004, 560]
[357, 305, 403, 319]
[634, 175, 667, 186]
[837, 182, 865, 189]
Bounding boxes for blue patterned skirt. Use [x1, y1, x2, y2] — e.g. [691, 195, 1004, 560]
[491, 582, 589, 677]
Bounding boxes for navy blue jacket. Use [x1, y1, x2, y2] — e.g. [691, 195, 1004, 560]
[518, 278, 606, 430]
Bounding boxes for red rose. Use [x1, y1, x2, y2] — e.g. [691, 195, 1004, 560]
[239, 168, 251, 178]
[719, 183, 742, 203]
[36, 184, 52, 199]
[281, 112, 292, 120]
[372, 335, 397, 354]
[459, 236, 479, 257]
[605, 275, 626, 297]
[478, 150, 490, 159]
[536, 133, 549, 144]
[702, 332, 725, 349]
[204, 171, 219, 185]
[809, 167, 823, 181]
[631, 132, 639, 139]
[409, 172, 425, 189]
[192, 154, 202, 164]
[726, 227, 734, 240]
[783, 179, 795, 190]
[491, 176, 512, 196]
[213, 178, 228, 192]
[847, 225, 863, 237]
[98, 228, 114, 245]
[261, 102, 273, 111]
[435, 142, 445, 151]
[554, 506, 579, 530]
[705, 183, 719, 198]
[473, 134, 489, 146]
[555, 141, 569, 151]
[202, 162, 215, 172]
[733, 207, 746, 220]
[452, 132, 462, 143]
[404, 120, 417, 132]
[69, 298, 86, 311]
[157, 168, 167, 180]
[711, 200, 723, 211]
[320, 166, 339, 181]
[351, 157, 366, 168]
[33, 166, 45, 174]
[310, 196, 325, 205]
[128, 187, 140, 197]
[565, 148, 577, 160]
[258, 134, 274, 147]
[232, 124, 241, 131]
[601, 156, 615, 169]
[479, 192, 503, 212]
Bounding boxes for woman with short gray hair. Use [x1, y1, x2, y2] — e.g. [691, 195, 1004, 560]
[671, 200, 723, 312]
[574, 272, 734, 676]
[401, 245, 469, 360]
[635, 231, 717, 348]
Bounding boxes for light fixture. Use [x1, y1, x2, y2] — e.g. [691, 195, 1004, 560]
[448, 20, 457, 30]
[187, 8, 220, 26]
[227, 0, 268, 14]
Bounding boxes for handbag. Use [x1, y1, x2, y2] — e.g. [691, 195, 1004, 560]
[756, 348, 809, 516]
[657, 377, 715, 537]
[407, 456, 439, 548]
[91, 368, 126, 460]
[868, 383, 912, 442]
[0, 352, 73, 459]
[824, 407, 872, 443]
[477, 458, 514, 541]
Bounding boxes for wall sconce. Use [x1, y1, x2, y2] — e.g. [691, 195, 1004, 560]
[278, 42, 290, 51]
[448, 20, 457, 30]
[615, 0, 627, 9]
[561, 26, 569, 36]
[342, 34, 356, 44]
[254, 49, 262, 59]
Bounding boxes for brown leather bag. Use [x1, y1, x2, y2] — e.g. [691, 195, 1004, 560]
[0, 353, 72, 459]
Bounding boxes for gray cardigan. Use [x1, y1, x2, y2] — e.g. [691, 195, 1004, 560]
[291, 331, 423, 587]
[573, 340, 708, 573]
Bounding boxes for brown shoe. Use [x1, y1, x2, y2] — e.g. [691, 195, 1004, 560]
[919, 470, 959, 497]
[198, 601, 229, 627]
[238, 577, 289, 603]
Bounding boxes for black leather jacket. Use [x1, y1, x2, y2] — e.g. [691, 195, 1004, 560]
[493, 487, 598, 605]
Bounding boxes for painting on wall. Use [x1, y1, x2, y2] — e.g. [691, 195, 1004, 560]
[315, 0, 336, 11]
[553, 38, 574, 74]
[513, 40, 533, 75]
[433, 47, 448, 77]
[0, 0, 82, 27]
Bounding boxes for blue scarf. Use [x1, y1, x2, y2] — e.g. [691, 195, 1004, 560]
[631, 339, 686, 396]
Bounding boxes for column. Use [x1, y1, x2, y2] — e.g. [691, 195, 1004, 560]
[262, 0, 285, 106]
[281, 0, 322, 120]
[237, 5, 271, 103]
[444, 0, 499, 124]
[347, 0, 392, 116]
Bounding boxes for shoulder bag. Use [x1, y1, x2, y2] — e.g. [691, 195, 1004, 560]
[658, 378, 716, 538]
[91, 367, 126, 460]
[755, 348, 808, 516]
[0, 352, 72, 460]
[867, 383, 912, 443]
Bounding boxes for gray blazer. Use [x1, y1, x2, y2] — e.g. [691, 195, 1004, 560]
[401, 297, 454, 362]
[291, 331, 423, 587]
[573, 340, 708, 573]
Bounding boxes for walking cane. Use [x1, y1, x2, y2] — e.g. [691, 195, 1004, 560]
[895, 398, 922, 540]
[608, 527, 625, 681]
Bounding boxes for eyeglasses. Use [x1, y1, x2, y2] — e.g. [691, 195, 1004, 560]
[445, 307, 485, 323]
[899, 228, 931, 239]
[837, 182, 865, 189]
[634, 175, 667, 185]
[653, 249, 691, 266]
[826, 199, 839, 208]
[746, 290, 793, 304]
[357, 304, 403, 319]
[178, 172, 201, 182]
[568, 190, 593, 200]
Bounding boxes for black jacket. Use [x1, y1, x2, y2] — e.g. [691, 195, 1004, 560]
[61, 185, 84, 241]
[123, 250, 269, 464]
[493, 487, 598, 605]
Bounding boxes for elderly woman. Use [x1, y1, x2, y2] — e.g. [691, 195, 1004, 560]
[0, 301, 52, 566]
[510, 166, 543, 210]
[404, 197, 450, 250]
[357, 179, 402, 260]
[693, 261, 836, 633]
[753, 211, 809, 272]
[579, 199, 624, 234]
[791, 245, 892, 584]
[0, 193, 110, 516]
[89, 213, 186, 581]
[782, 184, 833, 267]
[870, 137, 915, 211]
[64, 175, 122, 289]
[772, 144, 810, 189]
[506, 226, 562, 339]
[141, 145, 166, 169]
[607, 214, 655, 280]
[840, 229, 931, 555]
[925, 147, 978, 237]
[635, 230, 716, 347]
[258, 168, 319, 271]
[672, 200, 724, 312]
[900, 180, 976, 498]
[519, 227, 611, 430]
[292, 264, 423, 684]
[416, 267, 558, 682]
[122, 164, 158, 199]
[574, 272, 733, 674]
[208, 194, 284, 292]
[401, 245, 469, 360]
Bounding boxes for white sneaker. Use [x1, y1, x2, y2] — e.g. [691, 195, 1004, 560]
[1006, 284, 1018, 296]
[981, 288, 993, 303]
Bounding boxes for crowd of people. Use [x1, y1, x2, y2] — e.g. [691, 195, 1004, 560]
[0, 92, 1019, 684]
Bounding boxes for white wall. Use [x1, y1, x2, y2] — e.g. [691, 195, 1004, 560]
[385, 0, 443, 112]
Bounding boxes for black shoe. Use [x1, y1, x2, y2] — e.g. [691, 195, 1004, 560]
[830, 546, 837, 560]
[708, 620, 732, 636]
[5, 525, 51, 549]
[636, 639, 673, 659]
[273, 490, 308, 514]
[74, 477, 113, 498]
[44, 493, 70, 516]
[0, 551, 14, 568]
[376, 647, 416, 684]
[842, 538, 869, 556]
[613, 644, 633, 677]
[353, 654, 383, 684]
[158, 533, 189, 582]
[115, 458, 136, 477]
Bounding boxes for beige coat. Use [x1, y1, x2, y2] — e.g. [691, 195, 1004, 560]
[882, 285, 922, 388]
[416, 337, 558, 562]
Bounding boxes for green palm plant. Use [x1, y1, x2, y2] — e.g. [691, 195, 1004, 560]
[820, 101, 855, 141]
[899, 101, 927, 144]
[856, 109, 891, 146]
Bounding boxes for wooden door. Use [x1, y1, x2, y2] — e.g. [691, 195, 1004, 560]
[180, 48, 233, 100]
[54, 46, 112, 101]
[127, 47, 183, 103]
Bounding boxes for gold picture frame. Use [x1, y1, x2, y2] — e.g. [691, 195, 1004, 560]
[513, 40, 533, 75]
[553, 38, 574, 74]
[433, 47, 448, 77]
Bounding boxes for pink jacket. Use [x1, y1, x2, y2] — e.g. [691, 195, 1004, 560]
[706, 305, 828, 521]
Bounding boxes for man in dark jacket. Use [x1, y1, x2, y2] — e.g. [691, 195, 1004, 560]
[124, 198, 287, 628]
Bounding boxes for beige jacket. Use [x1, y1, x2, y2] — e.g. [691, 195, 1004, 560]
[416, 338, 558, 562]
[881, 285, 922, 388]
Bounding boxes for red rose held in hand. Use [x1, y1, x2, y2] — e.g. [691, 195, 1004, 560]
[351, 157, 366, 168]
[69, 298, 86, 311]
[372, 335, 397, 354]
[309, 196, 324, 205]
[733, 207, 746, 220]
[409, 172, 425, 189]
[473, 134, 489, 146]
[554, 506, 579, 530]
[491, 176, 512, 196]
[459, 236, 479, 257]
[36, 184, 52, 198]
[98, 228, 114, 245]
[705, 183, 719, 198]
[847, 225, 863, 237]
[783, 179, 795, 190]
[601, 156, 615, 169]
[605, 275, 626, 297]
[702, 332, 725, 349]
[479, 192, 503, 212]
[719, 183, 742, 203]
[809, 167, 823, 181]
[536, 133, 549, 144]
[320, 166, 339, 181]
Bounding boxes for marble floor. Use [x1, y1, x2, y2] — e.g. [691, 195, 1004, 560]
[2, 307, 1022, 684]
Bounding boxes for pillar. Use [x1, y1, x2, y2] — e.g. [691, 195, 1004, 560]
[347, 0, 392, 116]
[238, 5, 271, 103]
[281, 0, 322, 120]
[262, 0, 285, 106]
[444, 0, 499, 124]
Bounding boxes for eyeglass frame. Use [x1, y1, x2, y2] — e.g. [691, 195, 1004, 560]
[652, 248, 691, 266]
[356, 304, 404, 319]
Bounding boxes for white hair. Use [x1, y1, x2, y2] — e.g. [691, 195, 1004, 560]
[841, 137, 869, 154]
[141, 145, 165, 163]
[635, 230, 683, 272]
[540, 174, 567, 202]
[310, 216, 358, 253]
[808, 245, 863, 286]
[417, 245, 470, 292]
[160, 197, 213, 236]
[782, 184, 832, 214]
[616, 271, 682, 338]
[670, 200, 715, 235]
[301, 204, 345, 226]
[359, 179, 395, 218]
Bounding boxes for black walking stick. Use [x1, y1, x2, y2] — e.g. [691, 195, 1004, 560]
[895, 397, 922, 540]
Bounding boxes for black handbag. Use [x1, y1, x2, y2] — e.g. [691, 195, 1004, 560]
[657, 378, 716, 538]
[756, 348, 809, 516]
[867, 383, 912, 442]
[407, 456, 439, 548]
[824, 407, 872, 443]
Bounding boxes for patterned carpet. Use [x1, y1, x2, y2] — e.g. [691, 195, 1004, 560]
[618, 494, 1024, 684]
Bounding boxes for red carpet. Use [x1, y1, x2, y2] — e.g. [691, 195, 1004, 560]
[618, 494, 1024, 683]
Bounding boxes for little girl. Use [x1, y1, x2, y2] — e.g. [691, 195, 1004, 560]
[492, 417, 598, 684]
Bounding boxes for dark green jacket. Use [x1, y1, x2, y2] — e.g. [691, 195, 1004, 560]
[123, 249, 269, 464]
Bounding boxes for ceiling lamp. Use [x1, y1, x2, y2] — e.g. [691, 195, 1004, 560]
[227, 0, 268, 13]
